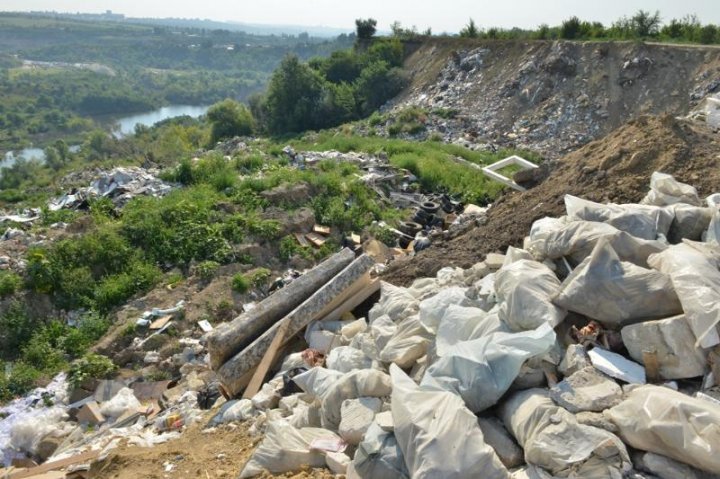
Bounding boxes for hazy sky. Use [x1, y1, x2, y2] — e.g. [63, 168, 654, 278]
[4, 0, 720, 32]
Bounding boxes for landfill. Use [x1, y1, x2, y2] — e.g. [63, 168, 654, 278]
[3, 171, 720, 478]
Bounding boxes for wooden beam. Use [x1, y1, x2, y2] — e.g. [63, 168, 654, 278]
[9, 451, 99, 479]
[242, 318, 291, 399]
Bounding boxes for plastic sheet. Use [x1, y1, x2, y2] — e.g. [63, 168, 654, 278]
[500, 388, 630, 478]
[378, 314, 433, 368]
[565, 195, 673, 240]
[435, 305, 506, 356]
[239, 420, 342, 478]
[554, 239, 682, 327]
[495, 259, 566, 331]
[99, 387, 141, 419]
[418, 286, 475, 333]
[368, 282, 418, 323]
[390, 365, 509, 479]
[641, 171, 701, 207]
[667, 204, 714, 242]
[326, 346, 375, 373]
[648, 241, 720, 348]
[607, 385, 720, 474]
[421, 324, 556, 412]
[292, 367, 344, 401]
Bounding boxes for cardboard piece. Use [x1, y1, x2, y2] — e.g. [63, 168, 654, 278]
[75, 402, 105, 425]
[149, 315, 172, 330]
[305, 233, 327, 247]
[313, 224, 331, 235]
[197, 320, 213, 332]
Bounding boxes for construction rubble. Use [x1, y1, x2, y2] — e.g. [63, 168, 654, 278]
[209, 170, 720, 478]
[4, 171, 720, 478]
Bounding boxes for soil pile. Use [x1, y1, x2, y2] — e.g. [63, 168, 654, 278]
[384, 115, 720, 285]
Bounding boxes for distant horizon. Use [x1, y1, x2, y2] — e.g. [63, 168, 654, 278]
[2, 0, 720, 34]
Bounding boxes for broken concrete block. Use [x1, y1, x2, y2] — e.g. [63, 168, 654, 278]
[485, 253, 506, 269]
[374, 410, 394, 432]
[576, 411, 619, 433]
[477, 416, 524, 469]
[326, 451, 351, 474]
[559, 344, 591, 377]
[76, 401, 105, 425]
[621, 314, 708, 380]
[588, 347, 646, 384]
[338, 397, 382, 445]
[550, 366, 623, 413]
[35, 435, 62, 462]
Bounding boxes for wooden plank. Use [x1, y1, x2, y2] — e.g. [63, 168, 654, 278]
[313, 224, 331, 235]
[642, 351, 660, 383]
[319, 278, 380, 323]
[242, 319, 291, 399]
[22, 472, 66, 479]
[9, 451, 98, 479]
[294, 232, 309, 247]
[305, 233, 327, 247]
[351, 233, 361, 245]
[149, 315, 172, 330]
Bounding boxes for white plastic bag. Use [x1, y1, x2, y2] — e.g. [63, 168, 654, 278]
[667, 204, 714, 242]
[641, 171, 701, 207]
[99, 387, 141, 419]
[500, 388, 630, 478]
[435, 305, 503, 356]
[368, 282, 418, 323]
[320, 369, 392, 430]
[292, 367, 344, 401]
[378, 314, 433, 368]
[495, 259, 566, 331]
[565, 195, 673, 240]
[418, 286, 475, 333]
[421, 324, 556, 413]
[239, 420, 342, 478]
[607, 385, 720, 474]
[648, 241, 720, 347]
[390, 365, 509, 479]
[350, 421, 409, 479]
[326, 346, 375, 373]
[527, 220, 667, 267]
[554, 239, 682, 327]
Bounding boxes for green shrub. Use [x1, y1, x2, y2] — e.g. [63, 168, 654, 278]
[195, 260, 220, 281]
[0, 302, 42, 360]
[0, 271, 21, 297]
[0, 362, 41, 401]
[68, 353, 117, 390]
[231, 273, 250, 293]
[247, 268, 272, 288]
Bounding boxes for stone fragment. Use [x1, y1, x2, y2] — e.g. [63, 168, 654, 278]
[576, 411, 619, 433]
[485, 253, 506, 270]
[559, 344, 591, 377]
[477, 417, 524, 469]
[338, 397, 383, 445]
[621, 314, 708, 380]
[550, 366, 623, 413]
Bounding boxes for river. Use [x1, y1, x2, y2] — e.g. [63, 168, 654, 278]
[2, 104, 209, 168]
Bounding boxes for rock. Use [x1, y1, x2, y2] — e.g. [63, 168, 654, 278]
[576, 411, 619, 433]
[260, 182, 311, 205]
[559, 344, 591, 377]
[621, 314, 708, 380]
[633, 451, 714, 479]
[326, 451, 351, 474]
[35, 435, 62, 463]
[338, 397, 383, 445]
[477, 417, 524, 469]
[550, 366, 623, 413]
[374, 410, 394, 432]
[485, 253, 506, 269]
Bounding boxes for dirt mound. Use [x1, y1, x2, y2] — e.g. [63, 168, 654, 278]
[384, 115, 720, 286]
[91, 420, 334, 479]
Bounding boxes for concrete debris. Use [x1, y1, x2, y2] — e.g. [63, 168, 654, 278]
[549, 366, 623, 413]
[49, 166, 174, 211]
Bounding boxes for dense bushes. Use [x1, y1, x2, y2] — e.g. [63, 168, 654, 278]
[252, 39, 407, 135]
[207, 99, 255, 144]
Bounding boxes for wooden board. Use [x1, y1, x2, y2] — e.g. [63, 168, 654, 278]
[149, 315, 172, 330]
[313, 224, 331, 235]
[242, 319, 291, 399]
[294, 233, 310, 247]
[305, 233, 327, 247]
[9, 451, 98, 479]
[319, 278, 380, 323]
[351, 233, 361, 245]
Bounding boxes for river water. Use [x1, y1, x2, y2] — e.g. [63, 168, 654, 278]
[2, 104, 209, 168]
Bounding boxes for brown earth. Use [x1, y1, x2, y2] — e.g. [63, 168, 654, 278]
[384, 115, 720, 286]
[91, 419, 334, 479]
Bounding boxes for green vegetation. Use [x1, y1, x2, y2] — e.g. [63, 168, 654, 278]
[231, 273, 250, 293]
[68, 353, 117, 390]
[251, 38, 407, 135]
[453, 10, 720, 44]
[0, 271, 21, 297]
[207, 99, 255, 143]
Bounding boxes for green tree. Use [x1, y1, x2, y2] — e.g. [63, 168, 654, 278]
[264, 55, 324, 134]
[460, 18, 479, 38]
[560, 16, 582, 39]
[355, 61, 406, 114]
[206, 99, 255, 144]
[631, 10, 661, 37]
[355, 18, 377, 40]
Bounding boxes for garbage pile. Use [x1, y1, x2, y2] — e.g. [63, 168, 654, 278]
[210, 171, 720, 478]
[49, 166, 174, 211]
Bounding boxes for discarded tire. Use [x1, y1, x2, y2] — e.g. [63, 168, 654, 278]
[421, 201, 440, 214]
[399, 221, 422, 236]
[398, 236, 412, 249]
